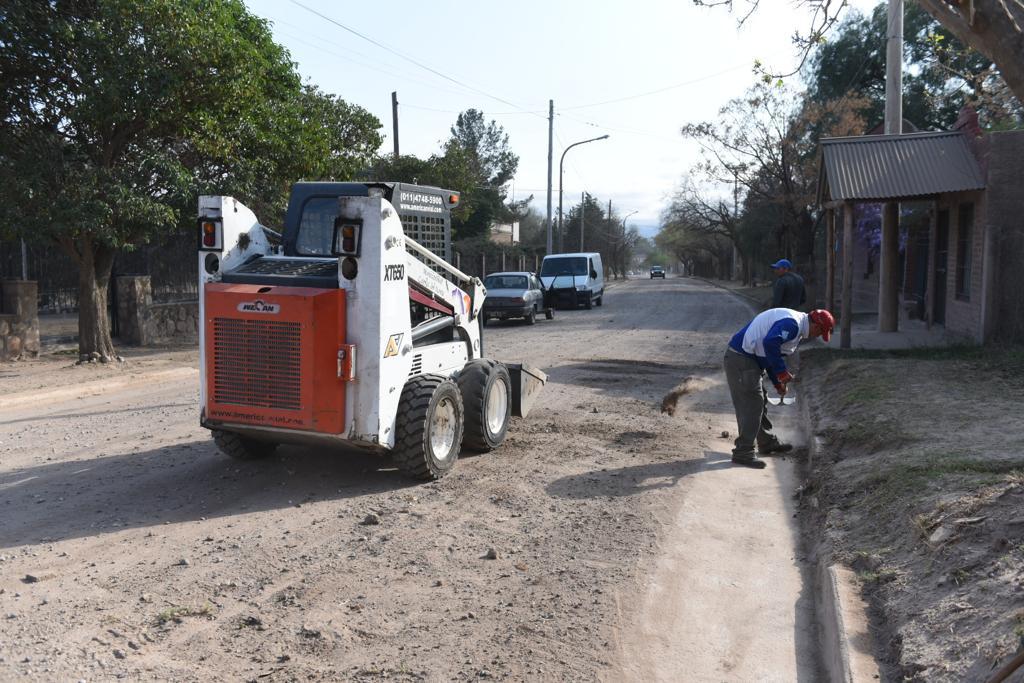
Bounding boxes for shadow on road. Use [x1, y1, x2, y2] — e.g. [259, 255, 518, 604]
[545, 450, 736, 499]
[0, 438, 418, 548]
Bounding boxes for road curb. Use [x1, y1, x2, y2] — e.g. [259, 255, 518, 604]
[688, 276, 762, 312]
[800, 397, 882, 682]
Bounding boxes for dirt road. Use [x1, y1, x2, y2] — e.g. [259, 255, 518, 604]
[0, 277, 817, 681]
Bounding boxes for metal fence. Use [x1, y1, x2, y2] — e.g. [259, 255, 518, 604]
[0, 230, 198, 314]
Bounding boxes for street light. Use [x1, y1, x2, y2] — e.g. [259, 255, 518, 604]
[557, 134, 609, 253]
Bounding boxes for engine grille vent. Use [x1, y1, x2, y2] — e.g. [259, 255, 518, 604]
[233, 258, 337, 277]
[212, 318, 302, 410]
[409, 353, 423, 378]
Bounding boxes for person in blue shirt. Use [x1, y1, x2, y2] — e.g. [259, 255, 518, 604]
[770, 258, 806, 310]
[724, 308, 834, 468]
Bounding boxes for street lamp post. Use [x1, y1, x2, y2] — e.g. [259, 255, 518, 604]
[557, 134, 609, 253]
[616, 210, 638, 277]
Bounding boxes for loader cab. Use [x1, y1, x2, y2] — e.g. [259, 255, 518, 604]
[281, 182, 457, 263]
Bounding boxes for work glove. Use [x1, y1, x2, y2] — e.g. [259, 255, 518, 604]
[776, 370, 795, 385]
[773, 382, 787, 397]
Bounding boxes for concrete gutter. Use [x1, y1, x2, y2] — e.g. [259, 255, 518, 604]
[799, 397, 883, 682]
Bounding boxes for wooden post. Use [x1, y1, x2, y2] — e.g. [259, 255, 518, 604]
[925, 204, 937, 328]
[481, 253, 486, 278]
[841, 203, 855, 349]
[826, 208, 836, 314]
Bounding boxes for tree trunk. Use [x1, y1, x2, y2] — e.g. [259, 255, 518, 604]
[917, 0, 1024, 106]
[60, 237, 119, 362]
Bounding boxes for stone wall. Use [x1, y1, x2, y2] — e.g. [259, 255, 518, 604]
[0, 280, 40, 360]
[116, 275, 198, 346]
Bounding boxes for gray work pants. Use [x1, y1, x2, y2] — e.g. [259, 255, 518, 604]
[723, 350, 777, 457]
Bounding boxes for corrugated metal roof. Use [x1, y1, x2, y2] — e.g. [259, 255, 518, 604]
[819, 131, 984, 203]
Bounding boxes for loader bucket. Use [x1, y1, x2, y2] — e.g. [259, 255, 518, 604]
[505, 362, 548, 418]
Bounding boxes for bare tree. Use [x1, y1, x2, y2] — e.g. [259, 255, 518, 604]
[695, 0, 1023, 105]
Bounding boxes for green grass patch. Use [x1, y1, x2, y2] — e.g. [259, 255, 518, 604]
[803, 343, 1024, 379]
[859, 456, 1024, 510]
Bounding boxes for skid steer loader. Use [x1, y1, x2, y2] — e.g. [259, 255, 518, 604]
[196, 182, 546, 479]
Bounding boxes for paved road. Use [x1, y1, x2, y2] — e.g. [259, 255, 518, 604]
[0, 276, 818, 681]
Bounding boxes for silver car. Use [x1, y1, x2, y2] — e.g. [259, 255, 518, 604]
[481, 272, 553, 325]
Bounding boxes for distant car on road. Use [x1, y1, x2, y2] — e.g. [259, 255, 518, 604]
[650, 266, 666, 279]
[482, 272, 553, 325]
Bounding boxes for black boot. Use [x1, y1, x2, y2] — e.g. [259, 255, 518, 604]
[731, 454, 767, 469]
[758, 440, 793, 455]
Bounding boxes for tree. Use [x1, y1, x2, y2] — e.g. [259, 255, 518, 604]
[680, 82, 867, 284]
[444, 109, 519, 240]
[0, 0, 382, 361]
[807, 4, 1020, 130]
[696, 0, 1023, 106]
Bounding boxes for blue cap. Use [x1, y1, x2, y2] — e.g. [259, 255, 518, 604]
[770, 259, 793, 269]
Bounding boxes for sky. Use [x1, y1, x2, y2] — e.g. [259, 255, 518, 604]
[244, 0, 881, 239]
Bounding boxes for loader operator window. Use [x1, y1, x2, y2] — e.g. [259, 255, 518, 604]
[295, 197, 339, 256]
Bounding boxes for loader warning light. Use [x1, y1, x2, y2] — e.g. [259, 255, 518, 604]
[448, 194, 459, 205]
[331, 218, 362, 257]
[197, 217, 222, 251]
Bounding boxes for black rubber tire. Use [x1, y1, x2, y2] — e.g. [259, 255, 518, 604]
[457, 359, 511, 452]
[482, 314, 490, 326]
[392, 375, 465, 480]
[212, 429, 277, 460]
[584, 294, 593, 310]
[525, 306, 537, 325]
[595, 294, 603, 307]
[545, 308, 554, 320]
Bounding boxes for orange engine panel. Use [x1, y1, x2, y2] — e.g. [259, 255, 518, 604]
[203, 283, 346, 434]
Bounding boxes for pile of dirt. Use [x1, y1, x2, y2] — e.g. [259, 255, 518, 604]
[800, 346, 1024, 682]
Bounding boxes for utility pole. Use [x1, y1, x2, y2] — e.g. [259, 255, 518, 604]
[579, 192, 585, 251]
[879, 0, 902, 332]
[391, 91, 400, 160]
[21, 239, 28, 280]
[545, 100, 554, 255]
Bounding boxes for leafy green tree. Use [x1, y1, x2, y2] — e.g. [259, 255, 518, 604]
[444, 109, 519, 240]
[806, 5, 1020, 130]
[0, 0, 381, 361]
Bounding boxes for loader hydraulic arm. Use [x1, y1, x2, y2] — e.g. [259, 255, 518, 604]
[402, 235, 485, 321]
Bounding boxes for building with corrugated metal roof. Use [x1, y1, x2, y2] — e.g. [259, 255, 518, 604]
[818, 108, 1024, 344]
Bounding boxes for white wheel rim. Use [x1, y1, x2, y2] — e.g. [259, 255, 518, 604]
[486, 377, 509, 435]
[430, 396, 458, 459]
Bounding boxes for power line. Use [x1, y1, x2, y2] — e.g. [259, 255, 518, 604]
[287, 0, 532, 111]
[560, 63, 755, 111]
[271, 27, 482, 100]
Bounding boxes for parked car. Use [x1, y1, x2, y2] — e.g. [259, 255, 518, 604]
[482, 272, 553, 325]
[539, 252, 605, 309]
[650, 266, 666, 279]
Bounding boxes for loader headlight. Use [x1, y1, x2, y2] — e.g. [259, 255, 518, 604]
[204, 253, 219, 274]
[341, 256, 358, 280]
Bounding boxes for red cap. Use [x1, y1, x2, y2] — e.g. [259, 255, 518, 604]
[809, 309, 835, 342]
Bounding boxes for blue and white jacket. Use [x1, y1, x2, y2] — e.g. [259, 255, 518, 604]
[728, 308, 808, 383]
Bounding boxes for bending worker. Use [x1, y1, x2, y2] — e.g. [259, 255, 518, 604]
[725, 308, 834, 468]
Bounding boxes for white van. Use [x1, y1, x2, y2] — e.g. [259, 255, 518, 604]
[539, 252, 605, 309]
